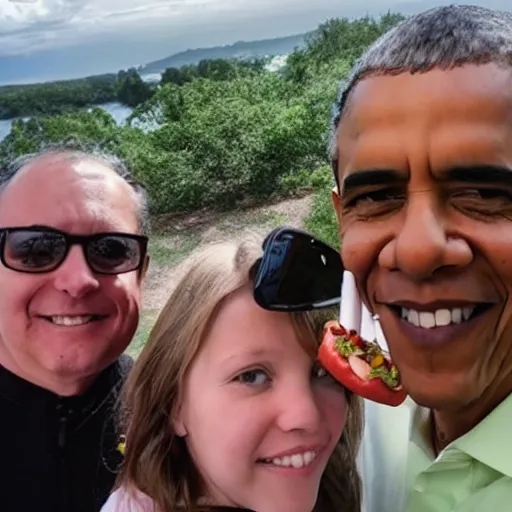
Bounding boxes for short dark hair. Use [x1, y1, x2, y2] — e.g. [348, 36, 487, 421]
[329, 4, 512, 163]
[0, 141, 150, 236]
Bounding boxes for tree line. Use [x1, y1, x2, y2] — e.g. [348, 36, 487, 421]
[0, 58, 269, 120]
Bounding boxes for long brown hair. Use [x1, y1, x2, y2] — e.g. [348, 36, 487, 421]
[117, 232, 363, 512]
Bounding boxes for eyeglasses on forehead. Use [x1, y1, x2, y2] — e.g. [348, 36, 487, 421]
[252, 226, 343, 312]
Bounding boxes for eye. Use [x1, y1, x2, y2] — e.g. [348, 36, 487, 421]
[449, 187, 512, 218]
[344, 188, 406, 213]
[451, 188, 512, 201]
[234, 369, 270, 387]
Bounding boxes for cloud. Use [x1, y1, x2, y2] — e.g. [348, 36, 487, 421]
[1, 0, 85, 27]
[0, 0, 242, 54]
[0, 0, 396, 53]
[0, 0, 509, 59]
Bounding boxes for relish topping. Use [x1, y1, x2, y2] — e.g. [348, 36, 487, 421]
[334, 335, 401, 389]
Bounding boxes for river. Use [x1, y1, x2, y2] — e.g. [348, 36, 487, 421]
[0, 101, 134, 142]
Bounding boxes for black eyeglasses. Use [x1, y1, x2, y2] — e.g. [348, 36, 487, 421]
[0, 225, 148, 275]
[252, 226, 343, 312]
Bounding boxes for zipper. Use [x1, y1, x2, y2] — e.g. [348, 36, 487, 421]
[58, 412, 67, 448]
[56, 399, 71, 511]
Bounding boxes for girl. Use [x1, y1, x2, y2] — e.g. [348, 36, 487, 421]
[102, 232, 363, 512]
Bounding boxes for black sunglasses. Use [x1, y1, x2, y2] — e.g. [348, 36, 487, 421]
[252, 226, 343, 312]
[0, 225, 148, 275]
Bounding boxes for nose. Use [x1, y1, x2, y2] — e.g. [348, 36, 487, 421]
[380, 192, 473, 280]
[275, 382, 322, 434]
[52, 246, 100, 298]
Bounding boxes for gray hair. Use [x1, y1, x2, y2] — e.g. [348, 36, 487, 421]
[0, 141, 150, 236]
[328, 4, 512, 162]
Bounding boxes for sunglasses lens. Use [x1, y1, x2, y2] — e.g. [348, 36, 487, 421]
[3, 230, 66, 272]
[88, 235, 142, 274]
[255, 230, 343, 310]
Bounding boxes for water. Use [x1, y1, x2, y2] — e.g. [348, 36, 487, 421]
[0, 118, 15, 141]
[0, 102, 134, 142]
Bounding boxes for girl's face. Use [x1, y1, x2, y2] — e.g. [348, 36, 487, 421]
[173, 286, 348, 512]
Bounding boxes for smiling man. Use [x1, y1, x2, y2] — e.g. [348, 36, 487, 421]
[329, 4, 512, 512]
[0, 145, 149, 511]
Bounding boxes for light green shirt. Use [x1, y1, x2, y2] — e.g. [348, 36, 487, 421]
[357, 394, 512, 512]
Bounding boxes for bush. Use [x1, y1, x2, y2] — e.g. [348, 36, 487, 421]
[304, 179, 340, 250]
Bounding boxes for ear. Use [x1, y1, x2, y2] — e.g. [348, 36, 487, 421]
[331, 185, 342, 227]
[171, 406, 187, 437]
[173, 419, 187, 438]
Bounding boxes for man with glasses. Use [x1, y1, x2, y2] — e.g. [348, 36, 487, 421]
[0, 145, 149, 511]
[329, 4, 512, 512]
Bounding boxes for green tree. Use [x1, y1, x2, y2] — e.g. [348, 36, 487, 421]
[0, 109, 121, 164]
[0, 74, 118, 120]
[116, 69, 155, 108]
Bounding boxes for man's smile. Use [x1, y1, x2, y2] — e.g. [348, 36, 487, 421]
[39, 314, 108, 326]
[379, 300, 497, 348]
[385, 300, 495, 328]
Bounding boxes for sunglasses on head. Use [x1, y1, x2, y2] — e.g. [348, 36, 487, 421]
[0, 225, 148, 275]
[252, 226, 343, 312]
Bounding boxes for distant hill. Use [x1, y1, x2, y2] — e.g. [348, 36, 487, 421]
[138, 33, 309, 75]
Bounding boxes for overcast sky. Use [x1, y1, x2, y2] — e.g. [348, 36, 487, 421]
[0, 0, 502, 56]
[0, 0, 509, 81]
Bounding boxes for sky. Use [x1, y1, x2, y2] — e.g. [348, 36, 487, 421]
[0, 0, 510, 81]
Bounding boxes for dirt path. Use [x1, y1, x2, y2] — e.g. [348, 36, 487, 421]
[142, 193, 314, 311]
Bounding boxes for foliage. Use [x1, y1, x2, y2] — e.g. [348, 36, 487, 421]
[116, 68, 155, 107]
[161, 58, 267, 86]
[0, 75, 118, 119]
[304, 12, 405, 67]
[0, 12, 406, 216]
[122, 74, 317, 212]
[0, 69, 156, 120]
[0, 108, 122, 163]
[303, 169, 340, 251]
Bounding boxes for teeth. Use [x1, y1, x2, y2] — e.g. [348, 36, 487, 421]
[408, 310, 419, 326]
[303, 451, 314, 465]
[435, 309, 451, 327]
[419, 311, 435, 328]
[462, 307, 473, 321]
[401, 307, 475, 329]
[290, 454, 304, 468]
[267, 451, 317, 468]
[51, 316, 94, 326]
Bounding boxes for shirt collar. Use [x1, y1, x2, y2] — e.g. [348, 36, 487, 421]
[453, 393, 512, 477]
[410, 393, 512, 477]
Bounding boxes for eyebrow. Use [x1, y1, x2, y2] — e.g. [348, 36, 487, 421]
[221, 348, 277, 365]
[443, 165, 512, 186]
[341, 164, 512, 198]
[341, 169, 405, 197]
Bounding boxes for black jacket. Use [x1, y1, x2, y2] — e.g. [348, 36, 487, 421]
[0, 355, 133, 512]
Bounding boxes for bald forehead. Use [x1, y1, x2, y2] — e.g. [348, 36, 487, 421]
[0, 153, 140, 233]
[14, 153, 122, 185]
[7, 153, 135, 201]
